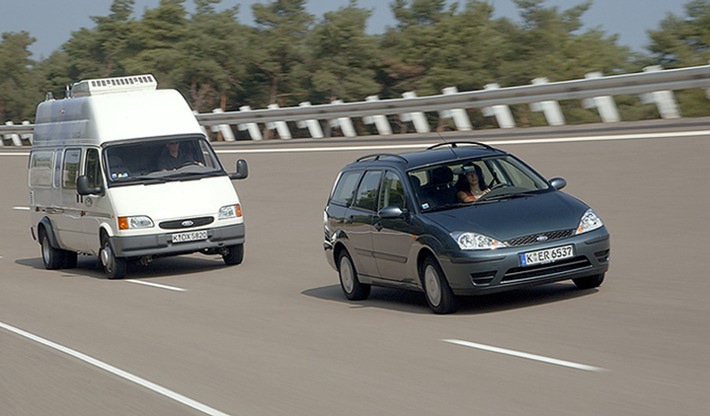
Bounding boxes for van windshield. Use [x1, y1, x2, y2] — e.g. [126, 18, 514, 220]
[104, 136, 225, 186]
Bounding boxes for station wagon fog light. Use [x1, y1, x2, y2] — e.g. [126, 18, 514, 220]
[118, 215, 154, 230]
[218, 204, 241, 219]
[576, 209, 603, 234]
[451, 232, 506, 250]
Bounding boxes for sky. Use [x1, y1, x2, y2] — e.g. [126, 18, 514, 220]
[0, 0, 691, 60]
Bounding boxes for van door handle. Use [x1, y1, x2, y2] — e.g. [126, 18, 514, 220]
[374, 222, 383, 232]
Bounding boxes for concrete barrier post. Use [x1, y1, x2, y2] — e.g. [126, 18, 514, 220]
[400, 92, 430, 133]
[483, 84, 516, 128]
[329, 100, 357, 137]
[363, 96, 392, 135]
[237, 106, 263, 141]
[4, 121, 23, 146]
[266, 104, 292, 139]
[641, 66, 681, 119]
[530, 78, 566, 126]
[297, 102, 324, 138]
[582, 72, 621, 123]
[211, 108, 236, 141]
[440, 87, 472, 131]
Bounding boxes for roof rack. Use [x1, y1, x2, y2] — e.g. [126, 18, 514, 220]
[427, 141, 499, 152]
[356, 153, 409, 163]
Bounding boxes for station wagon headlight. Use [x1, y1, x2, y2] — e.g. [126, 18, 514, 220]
[576, 209, 603, 234]
[451, 232, 507, 250]
[118, 215, 154, 230]
[218, 204, 242, 219]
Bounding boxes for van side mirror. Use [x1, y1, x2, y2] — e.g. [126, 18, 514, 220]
[229, 159, 249, 180]
[549, 177, 567, 190]
[76, 175, 104, 196]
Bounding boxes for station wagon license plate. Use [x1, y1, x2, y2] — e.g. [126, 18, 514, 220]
[172, 230, 208, 243]
[520, 244, 574, 266]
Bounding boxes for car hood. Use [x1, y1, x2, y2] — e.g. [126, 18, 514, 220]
[424, 191, 590, 241]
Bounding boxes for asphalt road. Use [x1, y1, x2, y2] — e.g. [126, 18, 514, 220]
[1, 119, 709, 415]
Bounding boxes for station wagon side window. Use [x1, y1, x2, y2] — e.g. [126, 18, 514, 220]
[330, 170, 362, 207]
[63, 148, 82, 190]
[379, 171, 407, 210]
[85, 148, 103, 189]
[353, 170, 383, 212]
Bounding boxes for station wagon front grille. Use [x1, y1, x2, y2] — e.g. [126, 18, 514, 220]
[502, 256, 591, 282]
[505, 229, 575, 247]
[159, 216, 214, 230]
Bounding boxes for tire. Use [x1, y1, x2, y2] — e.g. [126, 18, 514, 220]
[40, 228, 64, 270]
[421, 256, 457, 314]
[99, 235, 126, 279]
[222, 244, 244, 265]
[573, 273, 605, 290]
[337, 250, 370, 301]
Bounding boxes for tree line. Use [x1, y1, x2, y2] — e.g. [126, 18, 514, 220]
[2, 0, 709, 133]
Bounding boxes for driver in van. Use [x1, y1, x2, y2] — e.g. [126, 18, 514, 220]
[157, 140, 198, 170]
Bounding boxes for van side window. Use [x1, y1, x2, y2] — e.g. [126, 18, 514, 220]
[379, 171, 407, 210]
[353, 170, 383, 212]
[330, 171, 361, 207]
[85, 148, 103, 189]
[63, 149, 82, 189]
[29, 151, 54, 187]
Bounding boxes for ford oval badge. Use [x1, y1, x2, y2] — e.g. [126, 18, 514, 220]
[536, 235, 548, 242]
[181, 220, 194, 227]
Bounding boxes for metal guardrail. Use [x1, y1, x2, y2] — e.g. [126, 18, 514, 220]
[3, 64, 710, 145]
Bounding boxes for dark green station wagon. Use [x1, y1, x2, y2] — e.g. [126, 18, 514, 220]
[323, 142, 610, 314]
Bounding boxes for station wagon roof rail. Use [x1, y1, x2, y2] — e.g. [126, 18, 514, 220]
[355, 153, 410, 163]
[427, 141, 501, 152]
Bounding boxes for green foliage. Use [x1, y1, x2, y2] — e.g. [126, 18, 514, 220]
[2, 0, 709, 126]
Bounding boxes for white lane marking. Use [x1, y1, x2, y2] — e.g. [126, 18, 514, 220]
[126, 279, 187, 292]
[13, 206, 30, 211]
[443, 339, 606, 372]
[0, 321, 230, 416]
[216, 129, 710, 154]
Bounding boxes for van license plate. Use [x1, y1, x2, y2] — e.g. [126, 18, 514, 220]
[520, 245, 574, 266]
[172, 230, 208, 243]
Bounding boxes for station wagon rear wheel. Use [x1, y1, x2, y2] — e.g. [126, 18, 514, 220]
[338, 250, 370, 301]
[421, 256, 456, 314]
[573, 273, 605, 289]
[100, 235, 126, 280]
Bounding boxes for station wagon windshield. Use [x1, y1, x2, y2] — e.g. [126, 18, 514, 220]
[408, 155, 551, 212]
[103, 136, 224, 186]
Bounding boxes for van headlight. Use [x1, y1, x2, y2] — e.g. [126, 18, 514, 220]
[118, 215, 154, 230]
[218, 204, 242, 219]
[576, 209, 603, 234]
[451, 232, 507, 250]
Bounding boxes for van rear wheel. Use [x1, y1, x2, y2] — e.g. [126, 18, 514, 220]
[40, 229, 64, 270]
[100, 236, 126, 279]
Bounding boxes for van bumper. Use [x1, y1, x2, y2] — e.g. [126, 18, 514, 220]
[110, 223, 245, 258]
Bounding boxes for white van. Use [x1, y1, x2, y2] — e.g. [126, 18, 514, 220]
[28, 74, 248, 279]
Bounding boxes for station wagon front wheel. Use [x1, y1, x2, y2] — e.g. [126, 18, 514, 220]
[421, 256, 457, 314]
[338, 250, 370, 301]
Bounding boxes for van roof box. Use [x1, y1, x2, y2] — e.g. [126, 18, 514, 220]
[69, 74, 157, 98]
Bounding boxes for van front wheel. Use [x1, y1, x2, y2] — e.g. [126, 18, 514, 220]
[100, 236, 126, 279]
[222, 244, 244, 265]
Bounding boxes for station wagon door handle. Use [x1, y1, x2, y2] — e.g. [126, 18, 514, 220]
[345, 215, 354, 224]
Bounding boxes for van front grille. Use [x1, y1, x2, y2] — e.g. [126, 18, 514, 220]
[159, 216, 214, 230]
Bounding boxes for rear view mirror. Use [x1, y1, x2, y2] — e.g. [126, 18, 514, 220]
[229, 159, 249, 180]
[549, 177, 567, 190]
[76, 175, 104, 196]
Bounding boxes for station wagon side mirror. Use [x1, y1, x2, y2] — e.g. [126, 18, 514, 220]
[549, 177, 567, 190]
[378, 206, 408, 219]
[76, 175, 104, 196]
[229, 159, 249, 180]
